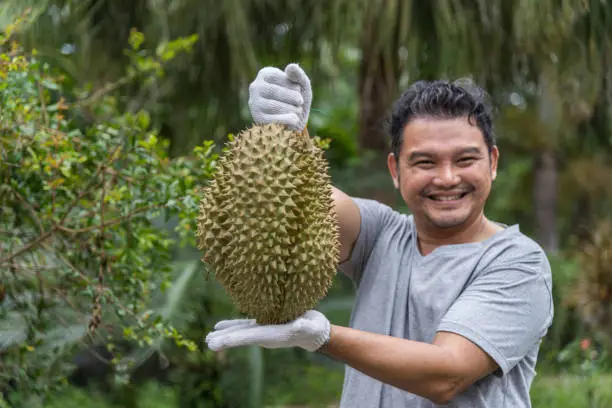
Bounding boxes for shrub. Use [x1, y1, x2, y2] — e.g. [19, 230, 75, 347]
[0, 20, 214, 405]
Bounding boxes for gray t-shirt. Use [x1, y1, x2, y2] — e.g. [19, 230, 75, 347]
[337, 198, 554, 408]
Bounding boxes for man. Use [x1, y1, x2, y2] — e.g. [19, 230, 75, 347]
[205, 64, 554, 407]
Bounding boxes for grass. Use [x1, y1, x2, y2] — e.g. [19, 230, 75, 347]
[30, 371, 612, 407]
[531, 373, 612, 407]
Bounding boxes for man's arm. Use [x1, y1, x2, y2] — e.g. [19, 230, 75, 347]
[319, 257, 553, 404]
[331, 186, 361, 263]
[319, 326, 498, 405]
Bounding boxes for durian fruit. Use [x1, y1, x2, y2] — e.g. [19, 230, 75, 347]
[196, 123, 340, 325]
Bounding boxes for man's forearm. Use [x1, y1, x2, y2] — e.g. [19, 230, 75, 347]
[318, 325, 465, 404]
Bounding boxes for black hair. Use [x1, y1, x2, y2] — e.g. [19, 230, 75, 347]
[388, 78, 496, 159]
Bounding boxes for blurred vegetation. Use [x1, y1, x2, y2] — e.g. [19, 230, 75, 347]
[0, 1, 611, 407]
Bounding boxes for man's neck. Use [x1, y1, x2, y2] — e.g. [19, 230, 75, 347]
[415, 214, 503, 256]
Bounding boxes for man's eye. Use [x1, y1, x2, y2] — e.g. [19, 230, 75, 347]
[458, 157, 476, 164]
[415, 161, 434, 166]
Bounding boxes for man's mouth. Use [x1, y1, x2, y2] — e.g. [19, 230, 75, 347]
[427, 192, 470, 201]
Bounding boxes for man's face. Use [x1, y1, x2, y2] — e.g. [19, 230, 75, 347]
[387, 116, 499, 231]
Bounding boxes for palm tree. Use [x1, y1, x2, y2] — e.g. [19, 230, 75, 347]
[5, 0, 362, 155]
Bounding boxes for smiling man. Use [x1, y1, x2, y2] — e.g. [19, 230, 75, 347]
[205, 65, 554, 407]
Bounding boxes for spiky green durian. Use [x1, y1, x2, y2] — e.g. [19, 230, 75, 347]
[196, 123, 340, 324]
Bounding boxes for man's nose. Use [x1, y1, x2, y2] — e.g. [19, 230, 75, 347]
[433, 164, 460, 187]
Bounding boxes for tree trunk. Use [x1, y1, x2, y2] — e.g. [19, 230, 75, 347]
[354, 2, 407, 206]
[357, 56, 397, 153]
[533, 69, 560, 254]
[533, 150, 558, 253]
[356, 1, 405, 155]
[359, 64, 390, 153]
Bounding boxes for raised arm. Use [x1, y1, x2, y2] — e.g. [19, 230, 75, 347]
[248, 64, 361, 263]
[331, 186, 361, 263]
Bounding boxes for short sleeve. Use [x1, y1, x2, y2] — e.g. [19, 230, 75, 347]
[437, 252, 554, 375]
[338, 198, 399, 283]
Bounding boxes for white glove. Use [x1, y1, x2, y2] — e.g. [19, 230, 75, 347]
[205, 310, 330, 352]
[248, 63, 312, 131]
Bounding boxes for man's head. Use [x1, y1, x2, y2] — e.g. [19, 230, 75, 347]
[386, 79, 499, 232]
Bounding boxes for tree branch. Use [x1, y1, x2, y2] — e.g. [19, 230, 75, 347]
[40, 242, 91, 283]
[56, 204, 160, 234]
[74, 76, 133, 109]
[9, 186, 44, 233]
[0, 144, 122, 266]
[89, 170, 108, 334]
[37, 80, 49, 127]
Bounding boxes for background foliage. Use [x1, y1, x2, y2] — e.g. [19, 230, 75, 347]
[1, 1, 612, 407]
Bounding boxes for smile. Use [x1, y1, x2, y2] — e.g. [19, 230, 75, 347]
[427, 192, 469, 202]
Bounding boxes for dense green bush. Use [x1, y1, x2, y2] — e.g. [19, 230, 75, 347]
[0, 21, 216, 406]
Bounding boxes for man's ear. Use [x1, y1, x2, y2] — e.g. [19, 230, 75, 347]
[490, 146, 499, 180]
[387, 153, 399, 189]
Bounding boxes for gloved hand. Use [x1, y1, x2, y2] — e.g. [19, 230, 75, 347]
[205, 310, 330, 352]
[248, 63, 312, 131]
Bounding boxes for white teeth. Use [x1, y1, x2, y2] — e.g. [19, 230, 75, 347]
[432, 195, 462, 201]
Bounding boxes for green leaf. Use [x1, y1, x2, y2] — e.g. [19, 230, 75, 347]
[128, 29, 145, 50]
[0, 313, 27, 350]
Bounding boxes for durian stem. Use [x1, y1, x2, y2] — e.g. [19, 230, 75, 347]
[300, 127, 310, 138]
